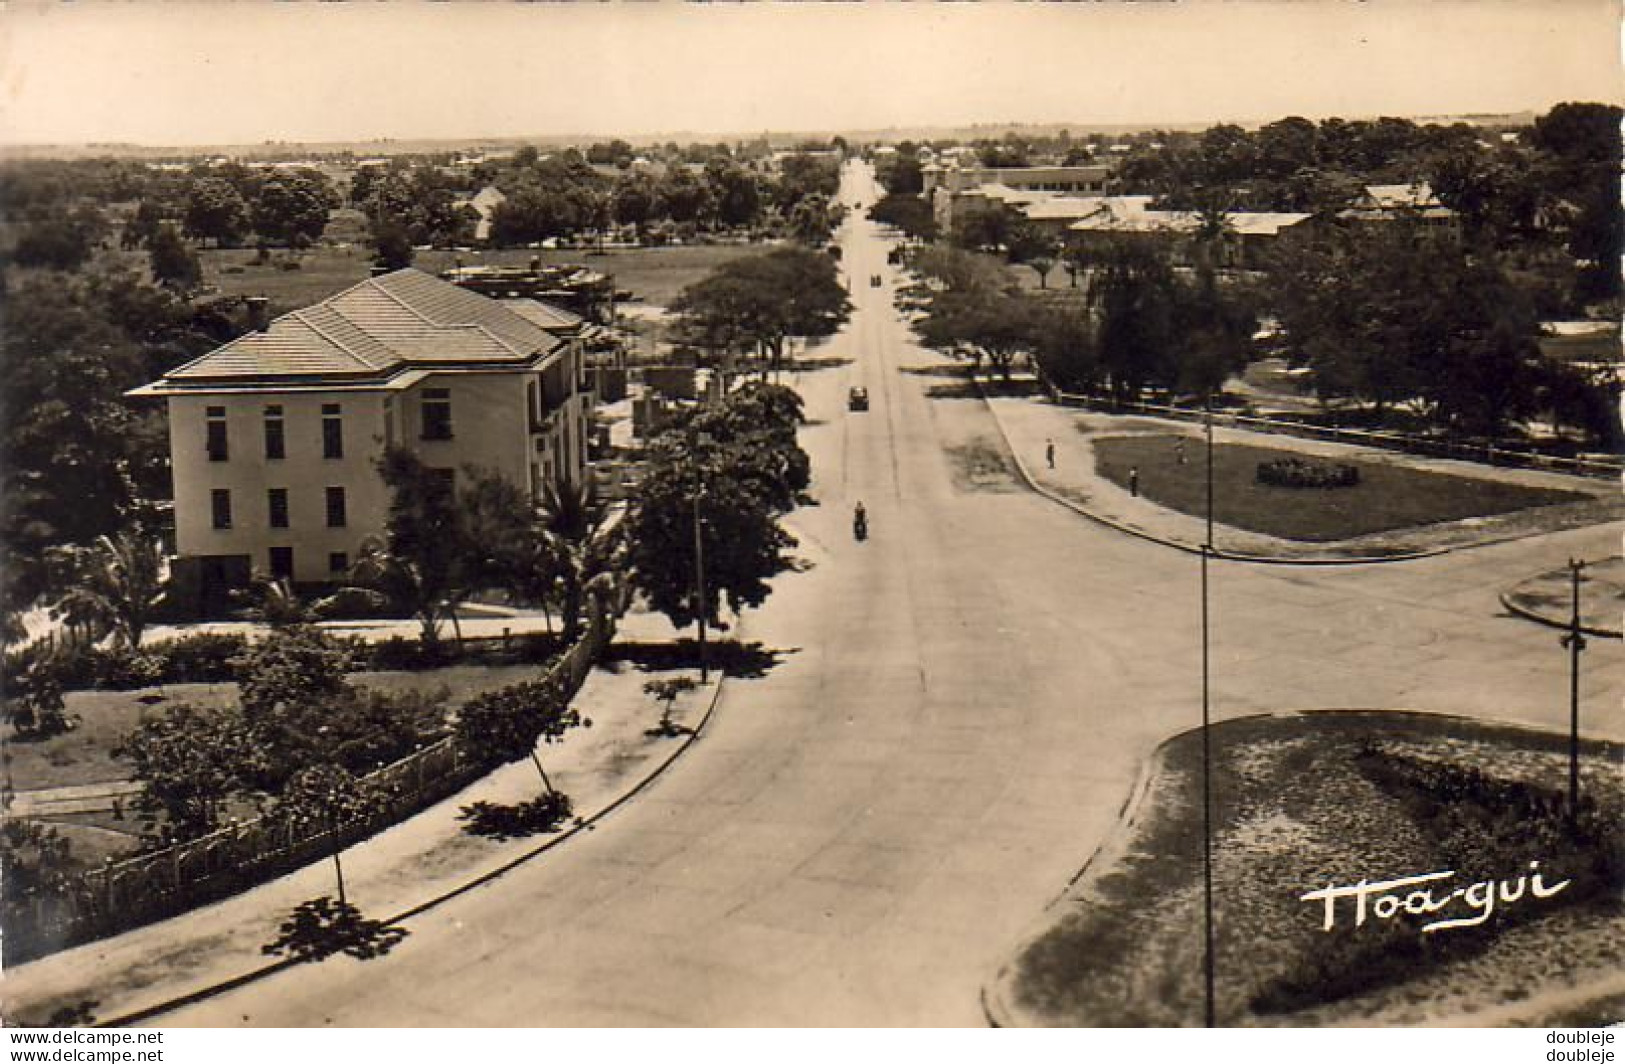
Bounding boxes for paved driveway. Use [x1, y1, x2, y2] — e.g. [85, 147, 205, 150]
[162, 163, 1624, 1027]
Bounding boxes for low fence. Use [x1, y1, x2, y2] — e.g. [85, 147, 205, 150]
[7, 611, 612, 965]
[1036, 374, 1622, 481]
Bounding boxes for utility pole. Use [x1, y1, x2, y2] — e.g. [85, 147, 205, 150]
[1200, 398, 1217, 1028]
[693, 493, 708, 685]
[1562, 558, 1587, 828]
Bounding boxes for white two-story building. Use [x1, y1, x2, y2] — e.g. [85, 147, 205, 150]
[130, 268, 593, 615]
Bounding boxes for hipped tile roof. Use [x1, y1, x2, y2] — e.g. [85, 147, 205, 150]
[156, 269, 567, 386]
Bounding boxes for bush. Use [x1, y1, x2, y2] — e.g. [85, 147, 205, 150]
[148, 633, 250, 684]
[1256, 456, 1360, 489]
[366, 635, 454, 672]
[94, 645, 167, 689]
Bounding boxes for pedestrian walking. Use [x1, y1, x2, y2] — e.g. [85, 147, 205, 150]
[1129, 466, 1140, 497]
[1045, 438, 1055, 469]
[1175, 439, 1187, 465]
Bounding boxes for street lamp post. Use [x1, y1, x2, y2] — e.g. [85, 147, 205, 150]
[1200, 399, 1217, 1028]
[1562, 558, 1587, 828]
[693, 492, 708, 685]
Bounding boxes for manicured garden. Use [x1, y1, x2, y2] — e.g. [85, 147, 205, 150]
[1009, 712, 1624, 1026]
[1092, 434, 1586, 541]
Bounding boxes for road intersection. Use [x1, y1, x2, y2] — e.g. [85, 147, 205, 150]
[150, 162, 1624, 1026]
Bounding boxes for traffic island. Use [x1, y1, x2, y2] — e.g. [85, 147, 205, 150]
[985, 711, 1625, 1028]
[980, 386, 1624, 563]
[1502, 557, 1625, 639]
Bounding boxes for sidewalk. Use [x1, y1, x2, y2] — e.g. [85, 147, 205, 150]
[2, 609, 721, 1027]
[982, 381, 1622, 563]
[140, 604, 560, 647]
[8, 782, 143, 818]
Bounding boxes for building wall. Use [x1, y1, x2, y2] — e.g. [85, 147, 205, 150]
[169, 390, 392, 585]
[167, 355, 589, 590]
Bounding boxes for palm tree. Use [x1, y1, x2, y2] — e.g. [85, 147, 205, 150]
[350, 537, 464, 650]
[1191, 198, 1236, 276]
[52, 530, 166, 648]
[536, 474, 622, 644]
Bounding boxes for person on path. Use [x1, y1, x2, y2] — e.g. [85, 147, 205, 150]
[1045, 439, 1055, 469]
[1129, 466, 1140, 497]
[1175, 439, 1187, 465]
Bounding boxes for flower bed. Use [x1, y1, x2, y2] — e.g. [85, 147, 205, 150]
[1256, 456, 1361, 489]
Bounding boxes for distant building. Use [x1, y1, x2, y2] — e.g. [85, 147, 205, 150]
[456, 184, 507, 243]
[441, 261, 616, 323]
[1060, 196, 1315, 269]
[922, 163, 1113, 230]
[130, 269, 594, 615]
[1339, 182, 1459, 233]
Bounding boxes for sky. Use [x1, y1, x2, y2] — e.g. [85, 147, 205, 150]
[0, 0, 1620, 147]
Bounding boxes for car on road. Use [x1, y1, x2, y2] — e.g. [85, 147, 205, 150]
[848, 386, 869, 412]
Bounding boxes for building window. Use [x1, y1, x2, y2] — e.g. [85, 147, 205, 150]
[421, 388, 453, 440]
[328, 551, 349, 575]
[383, 397, 395, 445]
[267, 488, 289, 529]
[269, 546, 294, 580]
[325, 486, 347, 528]
[206, 407, 229, 462]
[428, 467, 456, 501]
[263, 405, 285, 460]
[322, 403, 344, 458]
[527, 379, 542, 431]
[210, 488, 233, 529]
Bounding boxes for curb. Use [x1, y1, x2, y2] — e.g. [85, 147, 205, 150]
[94, 664, 733, 1028]
[980, 727, 1170, 1029]
[971, 375, 1445, 567]
[1498, 590, 1623, 640]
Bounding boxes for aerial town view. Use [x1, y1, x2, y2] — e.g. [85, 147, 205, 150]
[0, 1, 1619, 1040]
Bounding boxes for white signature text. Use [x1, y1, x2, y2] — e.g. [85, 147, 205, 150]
[1300, 861, 1570, 933]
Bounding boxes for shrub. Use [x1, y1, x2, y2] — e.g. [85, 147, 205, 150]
[149, 632, 250, 684]
[366, 635, 454, 672]
[1256, 456, 1361, 489]
[93, 644, 167, 689]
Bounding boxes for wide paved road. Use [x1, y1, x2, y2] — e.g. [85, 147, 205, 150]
[170, 162, 1623, 1026]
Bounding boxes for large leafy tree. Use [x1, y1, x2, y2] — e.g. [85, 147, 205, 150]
[624, 384, 807, 633]
[1, 276, 146, 610]
[183, 177, 250, 247]
[867, 193, 937, 242]
[251, 170, 338, 248]
[670, 246, 850, 372]
[1269, 218, 1546, 434]
[909, 244, 1041, 380]
[148, 222, 203, 292]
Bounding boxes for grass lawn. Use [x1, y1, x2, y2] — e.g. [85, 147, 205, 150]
[197, 242, 766, 312]
[1012, 712, 1625, 1026]
[1, 665, 548, 794]
[1092, 434, 1585, 542]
